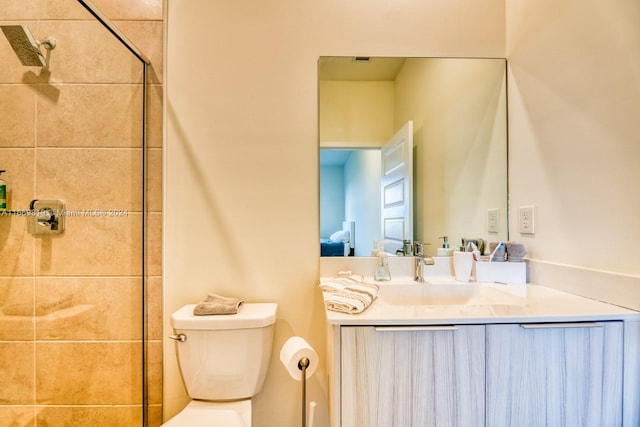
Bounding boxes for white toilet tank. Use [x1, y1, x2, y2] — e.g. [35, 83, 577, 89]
[170, 303, 277, 401]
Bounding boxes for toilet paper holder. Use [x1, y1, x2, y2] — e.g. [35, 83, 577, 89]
[298, 357, 310, 427]
[281, 337, 317, 427]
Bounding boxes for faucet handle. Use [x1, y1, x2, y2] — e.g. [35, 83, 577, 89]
[414, 241, 424, 257]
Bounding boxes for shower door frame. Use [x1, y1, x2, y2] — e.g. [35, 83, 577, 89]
[0, 0, 152, 424]
[76, 1, 152, 424]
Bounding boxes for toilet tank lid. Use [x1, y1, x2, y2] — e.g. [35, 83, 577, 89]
[171, 303, 277, 330]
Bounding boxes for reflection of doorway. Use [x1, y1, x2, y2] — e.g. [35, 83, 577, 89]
[320, 148, 381, 256]
[381, 120, 413, 255]
[320, 118, 413, 257]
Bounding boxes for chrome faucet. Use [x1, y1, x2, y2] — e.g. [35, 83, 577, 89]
[414, 241, 434, 283]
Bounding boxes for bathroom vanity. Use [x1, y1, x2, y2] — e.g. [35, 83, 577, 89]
[323, 281, 640, 427]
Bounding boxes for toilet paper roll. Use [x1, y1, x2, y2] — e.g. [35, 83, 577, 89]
[280, 336, 319, 381]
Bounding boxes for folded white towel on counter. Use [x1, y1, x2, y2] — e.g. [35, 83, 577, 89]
[319, 275, 379, 314]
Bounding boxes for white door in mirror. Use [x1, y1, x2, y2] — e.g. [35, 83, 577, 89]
[381, 121, 413, 254]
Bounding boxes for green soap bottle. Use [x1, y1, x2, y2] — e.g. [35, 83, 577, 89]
[0, 170, 7, 210]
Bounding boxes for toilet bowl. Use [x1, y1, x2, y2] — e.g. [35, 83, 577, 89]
[162, 303, 277, 427]
[162, 400, 251, 427]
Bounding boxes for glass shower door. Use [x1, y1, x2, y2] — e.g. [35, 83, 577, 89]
[0, 0, 148, 425]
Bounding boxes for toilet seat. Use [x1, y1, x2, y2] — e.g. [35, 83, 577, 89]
[162, 400, 250, 427]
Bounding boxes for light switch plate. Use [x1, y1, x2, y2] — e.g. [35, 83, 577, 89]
[519, 205, 535, 235]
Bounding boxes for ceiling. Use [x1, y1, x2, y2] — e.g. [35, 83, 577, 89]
[319, 149, 353, 166]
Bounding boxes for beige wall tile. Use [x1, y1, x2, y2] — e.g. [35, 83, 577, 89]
[0, 148, 35, 210]
[0, 216, 34, 277]
[0, 277, 35, 340]
[36, 148, 143, 211]
[145, 212, 162, 276]
[147, 404, 163, 427]
[0, 37, 26, 83]
[39, 0, 94, 20]
[147, 84, 163, 148]
[0, 342, 35, 404]
[0, 406, 35, 427]
[37, 85, 143, 148]
[36, 405, 142, 426]
[92, 0, 163, 20]
[35, 213, 143, 276]
[0, 0, 39, 20]
[39, 0, 162, 28]
[146, 277, 162, 340]
[146, 148, 162, 212]
[35, 277, 142, 340]
[0, 53, 47, 85]
[147, 341, 163, 404]
[115, 20, 163, 84]
[39, 21, 145, 84]
[1, 0, 164, 419]
[0, 87, 36, 148]
[36, 341, 142, 404]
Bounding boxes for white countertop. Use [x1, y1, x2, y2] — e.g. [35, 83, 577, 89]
[322, 277, 640, 326]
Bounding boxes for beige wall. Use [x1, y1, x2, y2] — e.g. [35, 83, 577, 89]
[165, 1, 505, 426]
[167, 1, 639, 426]
[506, 0, 640, 306]
[0, 0, 164, 425]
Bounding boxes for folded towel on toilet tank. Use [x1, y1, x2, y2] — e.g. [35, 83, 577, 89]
[319, 275, 379, 314]
[193, 293, 244, 315]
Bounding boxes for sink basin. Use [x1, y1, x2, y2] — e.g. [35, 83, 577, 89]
[379, 284, 479, 306]
[378, 284, 526, 307]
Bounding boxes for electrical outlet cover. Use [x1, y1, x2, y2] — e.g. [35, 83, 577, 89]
[487, 208, 499, 233]
[519, 206, 535, 235]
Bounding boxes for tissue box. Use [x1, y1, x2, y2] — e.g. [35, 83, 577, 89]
[475, 262, 527, 284]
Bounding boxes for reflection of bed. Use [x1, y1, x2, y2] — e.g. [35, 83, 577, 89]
[320, 239, 346, 256]
[321, 221, 355, 257]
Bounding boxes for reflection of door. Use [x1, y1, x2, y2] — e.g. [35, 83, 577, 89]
[381, 121, 413, 254]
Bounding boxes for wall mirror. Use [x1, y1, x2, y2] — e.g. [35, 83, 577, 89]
[319, 56, 508, 257]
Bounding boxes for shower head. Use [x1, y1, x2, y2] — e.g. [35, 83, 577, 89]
[1, 25, 56, 67]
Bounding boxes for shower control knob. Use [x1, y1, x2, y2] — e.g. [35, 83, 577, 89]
[27, 199, 65, 235]
[36, 208, 54, 223]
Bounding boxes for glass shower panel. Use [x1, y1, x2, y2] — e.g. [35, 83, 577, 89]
[0, 0, 147, 425]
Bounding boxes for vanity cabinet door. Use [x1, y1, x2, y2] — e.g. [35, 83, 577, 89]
[486, 321, 624, 427]
[341, 325, 485, 427]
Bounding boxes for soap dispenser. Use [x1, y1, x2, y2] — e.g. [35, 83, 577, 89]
[371, 239, 379, 256]
[437, 236, 453, 256]
[374, 242, 391, 281]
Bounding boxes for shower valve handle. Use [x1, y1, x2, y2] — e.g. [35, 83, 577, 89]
[27, 199, 65, 235]
[37, 208, 55, 223]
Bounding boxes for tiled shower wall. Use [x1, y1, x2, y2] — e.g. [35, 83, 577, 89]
[0, 0, 163, 425]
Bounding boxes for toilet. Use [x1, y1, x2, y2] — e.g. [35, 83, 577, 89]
[163, 302, 278, 426]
